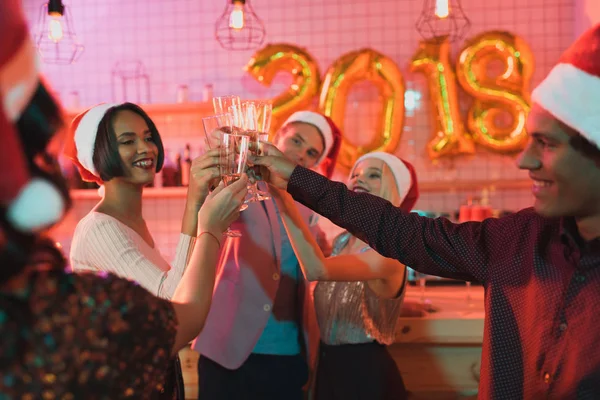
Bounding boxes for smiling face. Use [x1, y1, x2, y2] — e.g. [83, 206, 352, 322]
[348, 158, 400, 205]
[274, 122, 325, 169]
[517, 103, 600, 218]
[111, 109, 158, 186]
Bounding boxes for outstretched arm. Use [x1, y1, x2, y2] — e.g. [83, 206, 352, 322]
[286, 166, 514, 283]
[170, 177, 248, 354]
[273, 188, 405, 283]
[251, 146, 520, 284]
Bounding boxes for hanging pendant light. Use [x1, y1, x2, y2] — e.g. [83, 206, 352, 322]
[416, 0, 471, 43]
[215, 0, 266, 51]
[34, 0, 84, 65]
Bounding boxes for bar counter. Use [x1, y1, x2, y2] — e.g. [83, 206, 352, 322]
[179, 285, 484, 399]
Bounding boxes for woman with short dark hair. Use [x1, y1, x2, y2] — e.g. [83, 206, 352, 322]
[64, 102, 230, 398]
[66, 102, 218, 299]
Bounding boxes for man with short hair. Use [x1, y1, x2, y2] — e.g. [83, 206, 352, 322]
[252, 24, 600, 398]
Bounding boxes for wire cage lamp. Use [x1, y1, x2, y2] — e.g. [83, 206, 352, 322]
[416, 0, 471, 43]
[34, 0, 84, 64]
[215, 0, 266, 51]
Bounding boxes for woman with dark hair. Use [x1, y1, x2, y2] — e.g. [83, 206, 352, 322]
[0, 1, 247, 399]
[66, 103, 218, 298]
[64, 103, 229, 397]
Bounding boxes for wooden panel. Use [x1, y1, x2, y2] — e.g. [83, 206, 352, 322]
[391, 344, 481, 399]
[177, 287, 485, 399]
[178, 344, 480, 400]
[179, 347, 199, 400]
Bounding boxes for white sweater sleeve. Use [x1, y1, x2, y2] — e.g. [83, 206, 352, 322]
[158, 233, 196, 299]
[70, 216, 195, 300]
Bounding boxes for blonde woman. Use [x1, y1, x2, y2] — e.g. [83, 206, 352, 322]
[272, 152, 418, 400]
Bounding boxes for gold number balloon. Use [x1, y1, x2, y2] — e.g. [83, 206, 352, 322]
[410, 36, 475, 160]
[456, 31, 534, 153]
[319, 49, 405, 169]
[244, 44, 321, 138]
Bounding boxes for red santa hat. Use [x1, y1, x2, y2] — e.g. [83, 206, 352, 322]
[282, 111, 341, 173]
[349, 152, 419, 212]
[531, 23, 600, 149]
[63, 103, 120, 185]
[0, 0, 67, 232]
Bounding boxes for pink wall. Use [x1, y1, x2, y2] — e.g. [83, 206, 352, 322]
[24, 0, 577, 257]
[575, 0, 600, 37]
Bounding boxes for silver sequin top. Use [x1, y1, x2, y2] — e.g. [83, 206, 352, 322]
[313, 231, 407, 345]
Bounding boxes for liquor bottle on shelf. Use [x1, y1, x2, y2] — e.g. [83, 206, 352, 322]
[175, 152, 182, 187]
[181, 144, 192, 187]
[161, 148, 178, 187]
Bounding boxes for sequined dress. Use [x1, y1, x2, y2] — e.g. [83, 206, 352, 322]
[313, 231, 407, 345]
[312, 231, 409, 399]
[0, 269, 177, 399]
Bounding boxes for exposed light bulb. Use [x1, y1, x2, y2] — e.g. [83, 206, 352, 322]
[434, 0, 450, 18]
[48, 15, 64, 42]
[229, 2, 245, 30]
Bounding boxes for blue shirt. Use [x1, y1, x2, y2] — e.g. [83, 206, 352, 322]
[252, 200, 301, 355]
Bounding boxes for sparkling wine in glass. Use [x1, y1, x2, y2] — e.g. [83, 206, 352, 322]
[213, 95, 241, 134]
[416, 272, 433, 310]
[202, 113, 230, 149]
[220, 133, 250, 237]
[465, 281, 473, 307]
[213, 95, 241, 115]
[240, 100, 273, 202]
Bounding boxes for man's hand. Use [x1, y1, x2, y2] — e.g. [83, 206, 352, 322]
[249, 142, 296, 190]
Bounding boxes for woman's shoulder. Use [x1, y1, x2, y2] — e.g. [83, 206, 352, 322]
[73, 211, 131, 241]
[76, 210, 123, 228]
[70, 212, 136, 265]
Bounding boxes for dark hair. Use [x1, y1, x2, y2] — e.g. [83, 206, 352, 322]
[92, 103, 164, 182]
[570, 134, 600, 163]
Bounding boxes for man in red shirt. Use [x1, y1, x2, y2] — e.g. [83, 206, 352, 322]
[252, 24, 600, 399]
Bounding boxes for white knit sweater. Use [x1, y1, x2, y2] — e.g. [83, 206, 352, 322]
[69, 211, 196, 299]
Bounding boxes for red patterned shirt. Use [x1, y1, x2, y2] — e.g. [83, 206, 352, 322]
[288, 166, 600, 399]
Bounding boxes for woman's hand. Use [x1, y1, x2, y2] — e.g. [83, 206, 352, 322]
[206, 127, 231, 148]
[198, 175, 248, 237]
[187, 148, 221, 207]
[249, 143, 296, 190]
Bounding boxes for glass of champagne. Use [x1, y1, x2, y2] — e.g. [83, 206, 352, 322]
[228, 103, 262, 202]
[202, 113, 230, 149]
[243, 100, 272, 201]
[220, 133, 250, 237]
[213, 95, 241, 133]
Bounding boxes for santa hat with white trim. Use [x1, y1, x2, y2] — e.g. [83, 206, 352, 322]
[63, 103, 120, 185]
[282, 111, 335, 165]
[281, 111, 342, 178]
[349, 152, 419, 212]
[0, 0, 68, 234]
[532, 23, 600, 149]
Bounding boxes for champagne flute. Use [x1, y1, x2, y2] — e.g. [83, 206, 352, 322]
[220, 133, 250, 237]
[416, 272, 433, 311]
[242, 100, 272, 201]
[202, 113, 230, 149]
[465, 281, 473, 307]
[213, 95, 241, 130]
[228, 103, 263, 203]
